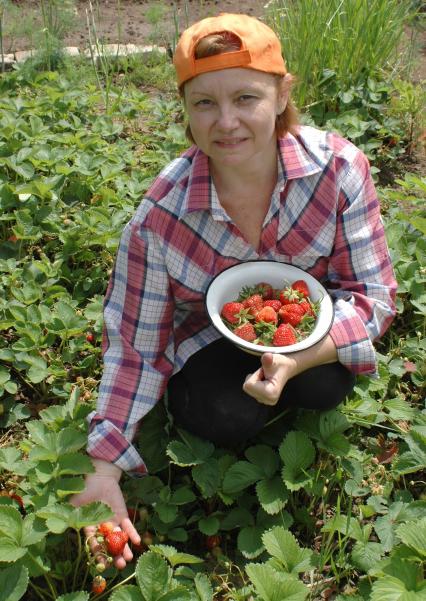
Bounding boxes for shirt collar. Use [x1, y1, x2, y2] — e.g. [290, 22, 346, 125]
[179, 127, 327, 218]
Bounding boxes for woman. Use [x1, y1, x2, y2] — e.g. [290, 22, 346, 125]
[72, 13, 397, 568]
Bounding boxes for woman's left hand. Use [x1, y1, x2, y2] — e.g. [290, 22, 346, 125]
[243, 352, 297, 406]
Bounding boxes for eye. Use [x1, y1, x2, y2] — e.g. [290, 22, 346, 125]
[237, 94, 256, 103]
[194, 98, 213, 107]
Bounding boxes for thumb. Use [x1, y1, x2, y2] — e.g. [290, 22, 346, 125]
[261, 352, 275, 376]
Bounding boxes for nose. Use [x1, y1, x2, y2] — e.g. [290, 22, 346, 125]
[216, 102, 239, 131]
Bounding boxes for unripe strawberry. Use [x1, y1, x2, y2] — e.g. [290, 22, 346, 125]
[141, 531, 154, 546]
[92, 575, 106, 595]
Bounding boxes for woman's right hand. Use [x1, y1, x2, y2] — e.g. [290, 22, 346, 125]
[71, 458, 141, 569]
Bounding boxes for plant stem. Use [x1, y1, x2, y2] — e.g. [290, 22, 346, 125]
[72, 528, 83, 591]
[96, 571, 136, 601]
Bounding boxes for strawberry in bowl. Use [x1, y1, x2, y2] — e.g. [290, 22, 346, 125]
[205, 261, 333, 355]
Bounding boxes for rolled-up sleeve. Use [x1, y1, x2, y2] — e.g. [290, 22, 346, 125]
[327, 151, 397, 374]
[87, 215, 175, 476]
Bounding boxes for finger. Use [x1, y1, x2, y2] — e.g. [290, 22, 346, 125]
[121, 517, 141, 545]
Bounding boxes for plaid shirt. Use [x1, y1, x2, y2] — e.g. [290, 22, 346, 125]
[87, 126, 397, 475]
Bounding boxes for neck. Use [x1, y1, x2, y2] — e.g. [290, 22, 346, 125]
[210, 157, 278, 200]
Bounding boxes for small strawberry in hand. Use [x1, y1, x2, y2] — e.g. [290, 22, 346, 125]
[92, 575, 107, 595]
[221, 302, 244, 324]
[272, 323, 297, 346]
[234, 322, 257, 342]
[97, 522, 115, 537]
[291, 279, 310, 298]
[105, 530, 129, 556]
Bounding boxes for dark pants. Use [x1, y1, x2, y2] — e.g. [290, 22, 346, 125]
[167, 339, 356, 447]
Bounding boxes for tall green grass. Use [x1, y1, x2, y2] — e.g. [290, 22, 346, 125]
[266, 0, 417, 109]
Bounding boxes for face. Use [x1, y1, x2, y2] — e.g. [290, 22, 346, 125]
[184, 68, 288, 170]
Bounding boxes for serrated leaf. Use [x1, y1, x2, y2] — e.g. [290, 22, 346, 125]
[56, 593, 90, 601]
[245, 563, 308, 601]
[396, 518, 426, 557]
[279, 431, 315, 472]
[222, 461, 264, 494]
[0, 538, 27, 562]
[37, 502, 113, 532]
[281, 465, 313, 492]
[370, 575, 420, 601]
[198, 516, 220, 535]
[149, 544, 203, 567]
[237, 525, 265, 559]
[351, 541, 384, 572]
[256, 476, 289, 514]
[220, 507, 254, 530]
[155, 502, 178, 524]
[57, 453, 94, 476]
[245, 445, 279, 478]
[109, 586, 144, 601]
[262, 527, 313, 573]
[157, 589, 192, 601]
[319, 410, 351, 438]
[135, 551, 172, 600]
[21, 515, 48, 547]
[0, 506, 22, 543]
[192, 458, 221, 498]
[0, 564, 29, 601]
[166, 432, 214, 466]
[194, 573, 214, 601]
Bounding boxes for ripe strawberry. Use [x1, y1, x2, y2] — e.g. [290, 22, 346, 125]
[243, 294, 263, 316]
[97, 522, 115, 537]
[272, 323, 297, 346]
[255, 282, 274, 300]
[92, 575, 106, 595]
[255, 306, 278, 324]
[221, 302, 244, 325]
[278, 303, 305, 327]
[299, 299, 315, 316]
[279, 287, 301, 305]
[233, 322, 257, 342]
[105, 530, 129, 556]
[263, 299, 282, 312]
[291, 279, 310, 298]
[205, 534, 221, 550]
[86, 332, 95, 343]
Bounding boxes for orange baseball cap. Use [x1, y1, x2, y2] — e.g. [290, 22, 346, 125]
[173, 13, 287, 87]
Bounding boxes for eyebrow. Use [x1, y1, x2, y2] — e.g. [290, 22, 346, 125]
[188, 85, 262, 97]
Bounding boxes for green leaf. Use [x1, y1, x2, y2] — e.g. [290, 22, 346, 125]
[198, 516, 220, 535]
[256, 476, 289, 515]
[370, 575, 423, 601]
[166, 432, 214, 466]
[245, 445, 279, 478]
[351, 541, 385, 572]
[0, 564, 29, 601]
[279, 431, 315, 472]
[262, 527, 313, 573]
[192, 458, 221, 498]
[0, 506, 22, 543]
[157, 589, 192, 601]
[194, 573, 214, 601]
[56, 593, 90, 601]
[237, 525, 265, 559]
[57, 453, 94, 476]
[155, 502, 178, 524]
[149, 544, 204, 567]
[135, 551, 172, 600]
[222, 461, 264, 494]
[110, 586, 144, 601]
[21, 515, 48, 547]
[396, 518, 426, 557]
[220, 507, 254, 530]
[37, 502, 113, 533]
[245, 563, 308, 601]
[0, 538, 27, 563]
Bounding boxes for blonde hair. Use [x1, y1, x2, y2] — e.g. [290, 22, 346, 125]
[180, 31, 299, 141]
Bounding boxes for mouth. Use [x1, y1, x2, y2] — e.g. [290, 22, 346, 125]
[214, 138, 247, 148]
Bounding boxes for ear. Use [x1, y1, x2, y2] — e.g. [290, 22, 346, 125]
[276, 73, 292, 115]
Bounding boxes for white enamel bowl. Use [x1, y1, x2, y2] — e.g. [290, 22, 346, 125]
[205, 261, 334, 355]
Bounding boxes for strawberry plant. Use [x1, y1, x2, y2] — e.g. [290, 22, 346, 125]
[0, 44, 424, 600]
